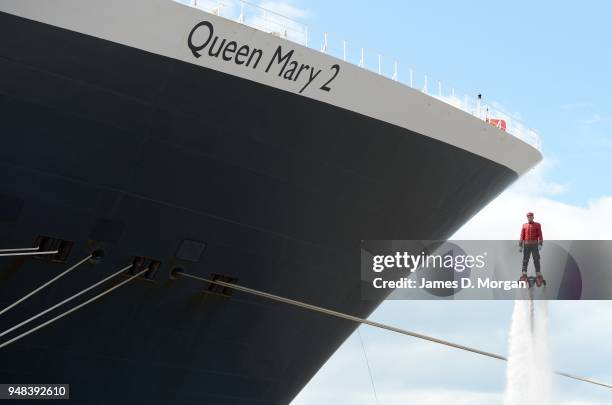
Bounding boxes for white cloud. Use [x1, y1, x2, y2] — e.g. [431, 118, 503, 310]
[453, 157, 612, 240]
[454, 188, 612, 240]
[508, 157, 569, 196]
[561, 401, 609, 405]
[293, 301, 612, 404]
[579, 113, 612, 125]
[295, 389, 502, 405]
[294, 155, 612, 404]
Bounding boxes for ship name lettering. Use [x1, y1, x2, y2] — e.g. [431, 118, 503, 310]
[188, 21, 263, 69]
[188, 21, 340, 94]
[266, 46, 323, 93]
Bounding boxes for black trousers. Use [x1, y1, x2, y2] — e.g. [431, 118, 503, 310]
[522, 244, 541, 273]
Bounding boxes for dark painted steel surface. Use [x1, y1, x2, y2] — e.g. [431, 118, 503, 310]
[0, 12, 516, 404]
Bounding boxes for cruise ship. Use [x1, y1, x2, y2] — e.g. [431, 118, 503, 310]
[0, 0, 542, 403]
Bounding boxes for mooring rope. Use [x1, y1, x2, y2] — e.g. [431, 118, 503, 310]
[0, 247, 40, 253]
[0, 264, 133, 339]
[0, 250, 59, 257]
[357, 327, 380, 405]
[0, 267, 148, 350]
[177, 272, 612, 390]
[0, 255, 92, 316]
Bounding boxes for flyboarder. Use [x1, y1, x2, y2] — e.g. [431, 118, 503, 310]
[519, 212, 545, 287]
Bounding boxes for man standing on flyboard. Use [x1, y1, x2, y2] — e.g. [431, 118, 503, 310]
[519, 212, 545, 287]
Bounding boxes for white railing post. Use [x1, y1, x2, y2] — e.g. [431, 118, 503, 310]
[321, 32, 328, 53]
[210, 3, 225, 17]
[211, 4, 224, 16]
[208, 0, 540, 152]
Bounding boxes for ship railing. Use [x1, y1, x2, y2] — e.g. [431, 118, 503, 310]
[177, 0, 542, 151]
[186, 0, 308, 44]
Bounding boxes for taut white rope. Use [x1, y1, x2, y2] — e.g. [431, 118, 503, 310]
[178, 272, 612, 390]
[0, 255, 91, 316]
[0, 250, 59, 257]
[0, 264, 133, 339]
[0, 267, 148, 350]
[0, 247, 40, 253]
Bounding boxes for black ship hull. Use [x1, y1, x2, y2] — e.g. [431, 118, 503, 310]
[0, 11, 518, 404]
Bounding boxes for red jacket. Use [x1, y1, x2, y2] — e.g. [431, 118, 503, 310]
[520, 222, 543, 244]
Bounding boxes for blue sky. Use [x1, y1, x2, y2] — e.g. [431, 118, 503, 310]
[269, 1, 612, 403]
[295, 0, 612, 206]
[185, 0, 612, 402]
[183, 0, 612, 206]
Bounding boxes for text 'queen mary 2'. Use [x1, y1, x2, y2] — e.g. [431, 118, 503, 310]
[0, 0, 541, 403]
